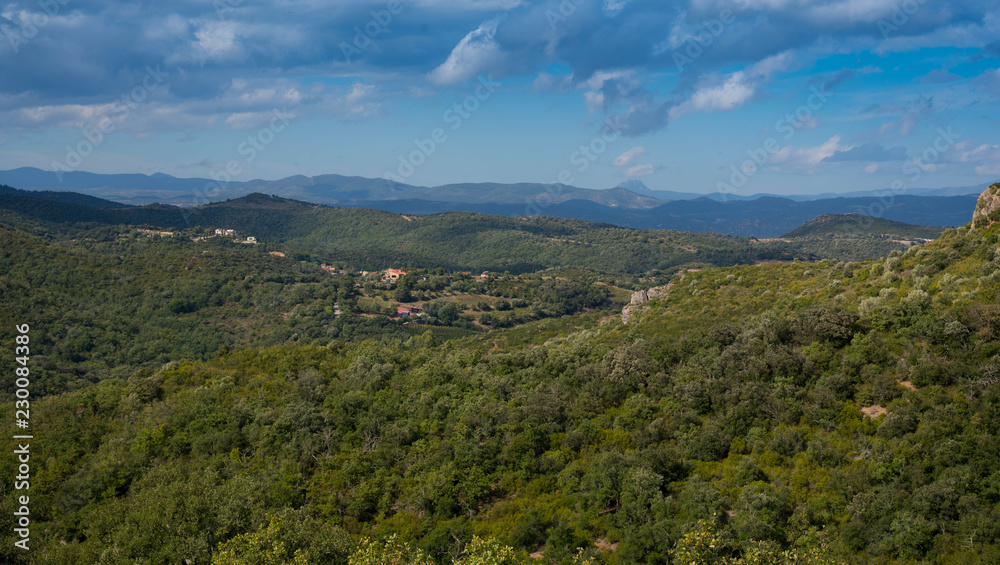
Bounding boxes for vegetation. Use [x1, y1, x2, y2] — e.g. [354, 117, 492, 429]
[3, 185, 998, 563]
[0, 225, 626, 396]
[780, 213, 943, 240]
[0, 188, 935, 275]
[3, 202, 1000, 563]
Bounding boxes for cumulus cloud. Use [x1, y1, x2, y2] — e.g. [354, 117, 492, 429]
[670, 51, 794, 121]
[428, 19, 505, 85]
[0, 0, 996, 153]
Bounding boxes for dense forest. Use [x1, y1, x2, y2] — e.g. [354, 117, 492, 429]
[1, 184, 998, 563]
[0, 225, 632, 396]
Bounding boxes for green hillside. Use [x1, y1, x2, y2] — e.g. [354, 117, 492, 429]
[0, 224, 636, 396]
[0, 189, 931, 275]
[4, 197, 1000, 563]
[782, 213, 945, 239]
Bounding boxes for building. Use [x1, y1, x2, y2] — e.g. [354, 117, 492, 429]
[246, 236, 257, 243]
[383, 268, 410, 281]
[397, 305, 422, 317]
[214, 228, 236, 236]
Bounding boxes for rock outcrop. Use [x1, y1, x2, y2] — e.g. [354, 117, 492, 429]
[973, 182, 1000, 229]
[622, 284, 672, 323]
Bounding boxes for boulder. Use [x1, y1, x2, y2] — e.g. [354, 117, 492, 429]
[623, 285, 672, 323]
[630, 290, 649, 305]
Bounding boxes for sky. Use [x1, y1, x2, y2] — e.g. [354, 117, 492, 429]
[1, 0, 999, 196]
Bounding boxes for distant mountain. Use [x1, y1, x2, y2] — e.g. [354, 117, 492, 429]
[781, 213, 945, 239]
[1, 166, 985, 212]
[0, 168, 980, 237]
[0, 167, 660, 209]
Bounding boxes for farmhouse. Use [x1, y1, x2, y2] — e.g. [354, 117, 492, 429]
[396, 305, 422, 317]
[383, 268, 410, 281]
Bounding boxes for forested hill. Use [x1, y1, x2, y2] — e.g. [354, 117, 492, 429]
[0, 188, 939, 273]
[3, 191, 1000, 563]
[781, 213, 944, 239]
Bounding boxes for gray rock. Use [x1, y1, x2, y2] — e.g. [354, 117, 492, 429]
[622, 304, 640, 324]
[973, 182, 1000, 229]
[630, 290, 649, 305]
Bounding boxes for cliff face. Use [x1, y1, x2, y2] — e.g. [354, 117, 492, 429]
[973, 183, 1000, 229]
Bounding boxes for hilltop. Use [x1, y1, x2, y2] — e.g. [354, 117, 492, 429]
[781, 213, 944, 239]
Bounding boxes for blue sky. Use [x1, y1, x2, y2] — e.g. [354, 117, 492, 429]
[1, 0, 998, 195]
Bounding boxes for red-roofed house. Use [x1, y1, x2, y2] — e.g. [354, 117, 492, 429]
[383, 268, 409, 281]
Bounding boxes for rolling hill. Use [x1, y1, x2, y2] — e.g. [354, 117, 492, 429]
[0, 186, 944, 272]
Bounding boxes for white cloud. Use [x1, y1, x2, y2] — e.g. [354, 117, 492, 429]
[669, 51, 794, 121]
[768, 135, 847, 173]
[670, 71, 755, 120]
[613, 146, 645, 167]
[956, 143, 1000, 176]
[865, 162, 879, 173]
[428, 19, 505, 85]
[625, 163, 654, 177]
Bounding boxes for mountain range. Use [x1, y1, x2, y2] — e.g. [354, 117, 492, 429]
[0, 167, 983, 238]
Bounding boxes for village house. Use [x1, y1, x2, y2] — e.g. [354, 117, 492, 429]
[396, 305, 422, 317]
[214, 228, 236, 236]
[383, 268, 410, 281]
